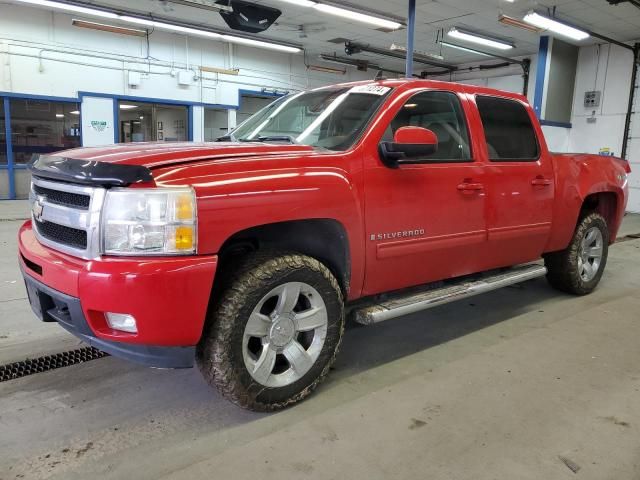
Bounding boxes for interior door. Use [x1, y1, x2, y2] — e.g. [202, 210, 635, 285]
[362, 90, 489, 296]
[473, 95, 555, 266]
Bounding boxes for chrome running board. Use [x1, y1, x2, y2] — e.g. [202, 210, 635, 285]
[353, 264, 547, 325]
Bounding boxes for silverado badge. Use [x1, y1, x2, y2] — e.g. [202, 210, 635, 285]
[370, 229, 425, 241]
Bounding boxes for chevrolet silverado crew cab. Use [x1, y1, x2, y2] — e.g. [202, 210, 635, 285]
[19, 79, 630, 411]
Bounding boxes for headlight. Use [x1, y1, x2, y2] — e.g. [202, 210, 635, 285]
[101, 187, 197, 255]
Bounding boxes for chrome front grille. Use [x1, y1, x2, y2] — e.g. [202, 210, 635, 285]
[29, 178, 106, 259]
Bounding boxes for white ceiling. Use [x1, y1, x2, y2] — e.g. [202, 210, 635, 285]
[92, 0, 640, 70]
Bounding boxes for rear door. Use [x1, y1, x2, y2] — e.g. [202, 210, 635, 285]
[473, 95, 555, 266]
[362, 89, 489, 296]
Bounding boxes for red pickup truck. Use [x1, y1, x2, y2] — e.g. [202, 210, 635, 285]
[19, 79, 629, 410]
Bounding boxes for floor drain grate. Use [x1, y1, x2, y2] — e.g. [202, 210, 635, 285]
[0, 347, 109, 382]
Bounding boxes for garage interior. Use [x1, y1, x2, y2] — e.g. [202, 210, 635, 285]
[1, 0, 640, 478]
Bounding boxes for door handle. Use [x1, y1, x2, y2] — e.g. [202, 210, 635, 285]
[531, 176, 552, 187]
[457, 182, 484, 193]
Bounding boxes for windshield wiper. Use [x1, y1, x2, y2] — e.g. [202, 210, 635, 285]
[215, 133, 237, 142]
[256, 135, 297, 144]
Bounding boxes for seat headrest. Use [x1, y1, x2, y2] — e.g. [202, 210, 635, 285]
[426, 122, 452, 143]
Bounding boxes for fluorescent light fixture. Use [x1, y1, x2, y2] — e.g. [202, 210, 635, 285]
[277, 0, 317, 5]
[390, 43, 445, 61]
[15, 1, 301, 53]
[13, 0, 118, 18]
[314, 4, 401, 29]
[447, 27, 514, 50]
[523, 11, 590, 41]
[498, 14, 542, 33]
[72, 18, 147, 37]
[55, 113, 65, 118]
[119, 16, 300, 53]
[119, 16, 222, 38]
[70, 110, 80, 115]
[119, 104, 138, 110]
[439, 41, 491, 57]
[220, 35, 300, 53]
[273, 0, 401, 30]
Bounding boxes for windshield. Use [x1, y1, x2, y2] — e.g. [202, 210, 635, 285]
[228, 85, 392, 151]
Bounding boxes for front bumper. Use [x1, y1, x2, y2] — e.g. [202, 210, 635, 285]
[18, 220, 218, 368]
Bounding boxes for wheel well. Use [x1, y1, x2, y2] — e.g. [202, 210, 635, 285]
[581, 192, 617, 229]
[217, 219, 351, 295]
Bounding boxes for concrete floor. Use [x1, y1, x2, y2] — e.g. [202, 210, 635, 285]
[2, 201, 640, 479]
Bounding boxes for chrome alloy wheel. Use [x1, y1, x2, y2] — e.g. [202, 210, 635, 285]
[578, 226, 604, 282]
[242, 282, 328, 388]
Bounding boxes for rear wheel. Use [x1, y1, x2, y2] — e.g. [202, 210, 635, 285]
[544, 212, 609, 295]
[197, 253, 344, 411]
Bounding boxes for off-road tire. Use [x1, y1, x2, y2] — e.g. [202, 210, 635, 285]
[197, 252, 344, 411]
[544, 212, 609, 295]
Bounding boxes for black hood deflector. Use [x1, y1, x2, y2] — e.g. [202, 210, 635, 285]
[29, 155, 153, 187]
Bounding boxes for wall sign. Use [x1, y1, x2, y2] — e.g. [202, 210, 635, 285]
[90, 120, 108, 132]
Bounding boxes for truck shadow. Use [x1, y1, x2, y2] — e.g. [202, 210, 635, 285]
[326, 277, 561, 386]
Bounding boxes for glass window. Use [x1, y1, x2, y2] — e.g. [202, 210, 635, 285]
[231, 86, 391, 151]
[476, 96, 539, 161]
[384, 91, 471, 161]
[118, 101, 188, 143]
[238, 95, 277, 126]
[204, 108, 229, 141]
[9, 99, 81, 164]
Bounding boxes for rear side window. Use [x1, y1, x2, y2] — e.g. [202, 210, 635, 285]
[476, 96, 539, 161]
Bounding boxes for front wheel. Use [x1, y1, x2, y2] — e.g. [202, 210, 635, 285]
[197, 253, 344, 411]
[544, 212, 609, 295]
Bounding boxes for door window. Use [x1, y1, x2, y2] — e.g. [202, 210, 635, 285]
[384, 91, 471, 162]
[476, 96, 539, 161]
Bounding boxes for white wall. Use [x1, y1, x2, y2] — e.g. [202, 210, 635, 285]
[567, 43, 639, 212]
[542, 125, 571, 152]
[568, 44, 634, 157]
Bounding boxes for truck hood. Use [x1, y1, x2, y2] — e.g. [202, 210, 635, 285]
[50, 141, 316, 169]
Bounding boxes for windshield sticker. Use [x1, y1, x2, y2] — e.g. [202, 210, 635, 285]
[349, 85, 391, 96]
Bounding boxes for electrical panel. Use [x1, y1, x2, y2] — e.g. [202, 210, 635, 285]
[584, 90, 601, 108]
[177, 70, 194, 86]
[128, 71, 141, 87]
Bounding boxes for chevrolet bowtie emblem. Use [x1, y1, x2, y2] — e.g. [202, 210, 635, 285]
[32, 196, 45, 222]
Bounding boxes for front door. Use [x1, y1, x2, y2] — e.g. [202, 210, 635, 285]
[362, 89, 489, 296]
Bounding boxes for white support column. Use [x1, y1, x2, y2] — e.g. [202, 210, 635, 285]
[191, 105, 204, 142]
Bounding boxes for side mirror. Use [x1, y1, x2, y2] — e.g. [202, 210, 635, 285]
[379, 126, 438, 168]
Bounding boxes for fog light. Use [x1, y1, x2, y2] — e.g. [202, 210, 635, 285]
[105, 312, 138, 333]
